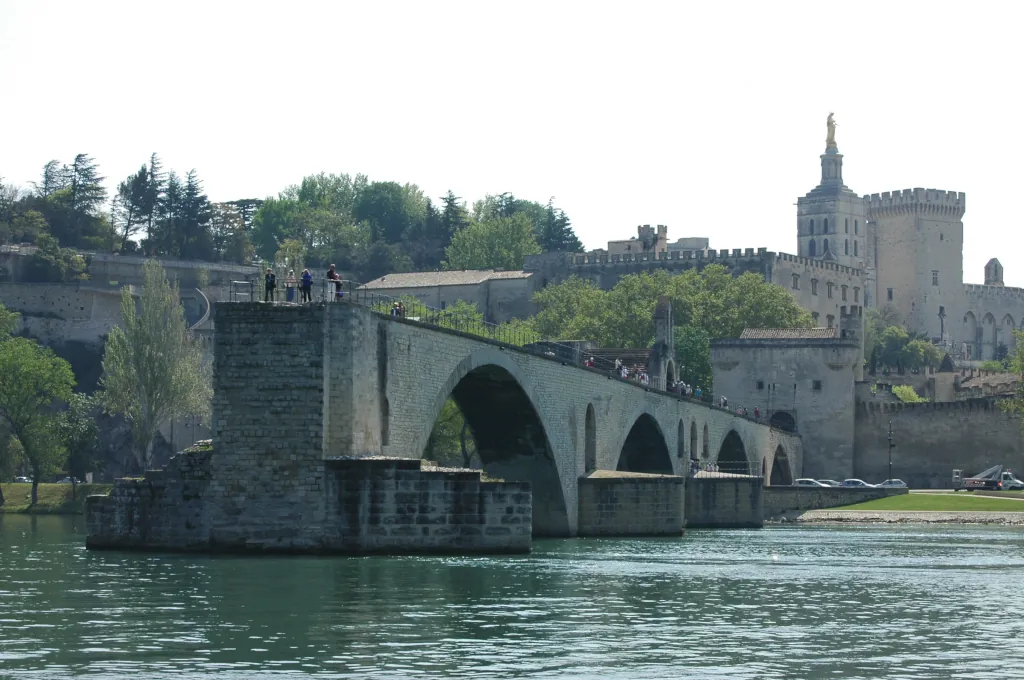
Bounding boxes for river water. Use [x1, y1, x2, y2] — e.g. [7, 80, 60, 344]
[2, 516, 1024, 679]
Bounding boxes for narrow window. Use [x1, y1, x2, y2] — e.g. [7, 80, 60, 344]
[792, 274, 800, 290]
[809, 219, 815, 235]
[827, 282, 834, 298]
[854, 219, 859, 235]
[854, 287, 860, 302]
[887, 288, 894, 301]
[841, 285, 848, 301]
[854, 240, 859, 257]
[813, 380, 822, 391]
[757, 380, 765, 390]
[826, 315, 835, 328]
[932, 270, 939, 286]
[441, 300, 447, 309]
[844, 239, 849, 255]
[812, 311, 819, 323]
[809, 239, 817, 257]
[845, 218, 849, 233]
[811, 279, 818, 295]
[824, 218, 829, 232]
[823, 238, 830, 253]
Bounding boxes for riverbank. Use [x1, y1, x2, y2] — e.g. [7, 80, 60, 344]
[0, 483, 112, 514]
[781, 510, 1024, 525]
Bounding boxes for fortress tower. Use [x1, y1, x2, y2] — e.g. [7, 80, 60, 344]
[796, 118, 869, 273]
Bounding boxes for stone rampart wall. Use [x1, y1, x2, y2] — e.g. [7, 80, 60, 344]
[0, 282, 126, 346]
[763, 486, 907, 517]
[854, 397, 1024, 488]
[685, 477, 763, 528]
[577, 474, 684, 536]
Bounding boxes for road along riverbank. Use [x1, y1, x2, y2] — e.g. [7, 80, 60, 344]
[777, 510, 1024, 525]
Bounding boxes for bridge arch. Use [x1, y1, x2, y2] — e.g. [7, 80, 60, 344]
[717, 430, 749, 474]
[584, 403, 597, 473]
[769, 411, 796, 432]
[769, 445, 793, 485]
[417, 348, 570, 537]
[615, 413, 673, 474]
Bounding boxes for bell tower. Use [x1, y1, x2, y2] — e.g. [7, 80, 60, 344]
[796, 114, 867, 268]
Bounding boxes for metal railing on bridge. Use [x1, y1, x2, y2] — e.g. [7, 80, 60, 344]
[689, 460, 764, 478]
[228, 277, 789, 432]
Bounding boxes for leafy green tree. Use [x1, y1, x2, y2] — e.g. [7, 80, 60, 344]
[210, 202, 253, 264]
[58, 392, 101, 498]
[354, 181, 426, 243]
[531, 276, 606, 341]
[112, 165, 151, 250]
[100, 260, 211, 471]
[675, 325, 713, 392]
[440, 190, 470, 237]
[22, 234, 87, 283]
[892, 385, 928, 403]
[539, 199, 583, 252]
[1, 209, 47, 245]
[274, 238, 306, 274]
[142, 153, 165, 246]
[425, 399, 479, 468]
[444, 213, 542, 271]
[1000, 330, 1024, 430]
[0, 336, 75, 503]
[980, 360, 1006, 372]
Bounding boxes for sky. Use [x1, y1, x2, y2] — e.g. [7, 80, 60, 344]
[1, 1, 1021, 285]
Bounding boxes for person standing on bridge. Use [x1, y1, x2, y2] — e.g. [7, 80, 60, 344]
[327, 264, 342, 300]
[300, 269, 313, 302]
[285, 270, 297, 302]
[264, 268, 277, 302]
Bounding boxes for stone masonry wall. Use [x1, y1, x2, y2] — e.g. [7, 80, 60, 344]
[763, 486, 908, 517]
[577, 472, 684, 536]
[854, 398, 1024, 489]
[322, 458, 531, 553]
[685, 477, 763, 528]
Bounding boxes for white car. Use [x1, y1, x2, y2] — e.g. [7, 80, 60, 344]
[817, 479, 842, 487]
[795, 478, 830, 487]
[13, 476, 30, 483]
[878, 479, 908, 488]
[841, 478, 877, 488]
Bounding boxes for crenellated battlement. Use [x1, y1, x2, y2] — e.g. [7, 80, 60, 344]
[864, 188, 966, 217]
[774, 252, 863, 277]
[569, 247, 770, 267]
[965, 283, 1024, 302]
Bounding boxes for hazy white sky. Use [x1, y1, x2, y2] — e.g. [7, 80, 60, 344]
[1, 1, 1020, 284]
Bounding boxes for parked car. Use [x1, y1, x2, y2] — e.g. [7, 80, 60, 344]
[817, 479, 842, 487]
[841, 479, 877, 488]
[878, 479, 908, 488]
[795, 478, 830, 487]
[56, 477, 80, 485]
[13, 476, 30, 483]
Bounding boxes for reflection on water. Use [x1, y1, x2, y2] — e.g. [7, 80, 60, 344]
[2, 514, 1024, 678]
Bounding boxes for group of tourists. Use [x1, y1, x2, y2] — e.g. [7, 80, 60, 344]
[690, 459, 722, 475]
[262, 265, 341, 303]
[390, 301, 408, 317]
[612, 358, 651, 385]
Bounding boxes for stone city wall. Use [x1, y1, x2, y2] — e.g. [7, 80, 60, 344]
[763, 486, 907, 517]
[576, 472, 684, 536]
[854, 397, 1024, 488]
[685, 477, 763, 528]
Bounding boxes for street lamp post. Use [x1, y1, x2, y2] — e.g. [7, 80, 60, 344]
[887, 420, 895, 482]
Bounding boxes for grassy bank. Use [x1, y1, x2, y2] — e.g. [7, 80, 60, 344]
[0, 483, 112, 514]
[843, 493, 1024, 512]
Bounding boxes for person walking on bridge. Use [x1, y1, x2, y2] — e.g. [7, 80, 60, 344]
[264, 268, 277, 302]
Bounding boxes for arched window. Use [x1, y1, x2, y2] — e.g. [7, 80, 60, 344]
[854, 240, 858, 257]
[845, 218, 849, 233]
[854, 219, 859, 235]
[808, 239, 816, 257]
[844, 239, 849, 255]
[809, 219, 815, 235]
[824, 218, 829, 233]
[823, 238, 829, 253]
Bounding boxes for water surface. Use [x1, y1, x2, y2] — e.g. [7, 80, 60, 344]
[2, 515, 1023, 678]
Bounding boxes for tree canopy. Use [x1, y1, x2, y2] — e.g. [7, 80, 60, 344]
[444, 213, 541, 271]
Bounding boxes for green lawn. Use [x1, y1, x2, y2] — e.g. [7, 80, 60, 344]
[842, 493, 1024, 512]
[0, 483, 112, 514]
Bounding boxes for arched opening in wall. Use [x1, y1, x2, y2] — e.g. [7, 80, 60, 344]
[808, 239, 817, 257]
[665, 359, 676, 387]
[617, 413, 673, 474]
[844, 239, 849, 255]
[823, 238, 830, 254]
[769, 411, 796, 432]
[690, 422, 699, 459]
[964, 312, 978, 359]
[677, 420, 685, 459]
[824, 218, 829, 232]
[424, 364, 569, 537]
[770, 446, 793, 485]
[702, 423, 709, 458]
[1002, 316, 1016, 359]
[717, 430, 749, 474]
[983, 313, 997, 361]
[584, 403, 597, 473]
[809, 219, 814, 235]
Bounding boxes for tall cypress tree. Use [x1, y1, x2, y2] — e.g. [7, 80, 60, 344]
[540, 199, 583, 252]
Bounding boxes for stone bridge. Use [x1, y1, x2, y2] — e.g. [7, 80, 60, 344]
[211, 302, 801, 539]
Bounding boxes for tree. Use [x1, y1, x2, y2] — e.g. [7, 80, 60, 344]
[354, 181, 426, 244]
[100, 260, 211, 471]
[274, 238, 306, 274]
[892, 385, 928, 403]
[112, 165, 150, 250]
[22, 234, 87, 283]
[66, 154, 109, 248]
[424, 399, 479, 469]
[675, 325, 713, 393]
[58, 392, 101, 499]
[142, 153, 165, 246]
[444, 214, 542, 271]
[539, 198, 583, 252]
[531, 276, 606, 341]
[0, 336, 75, 503]
[211, 203, 253, 264]
[980, 360, 1006, 372]
[1000, 330, 1024, 430]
